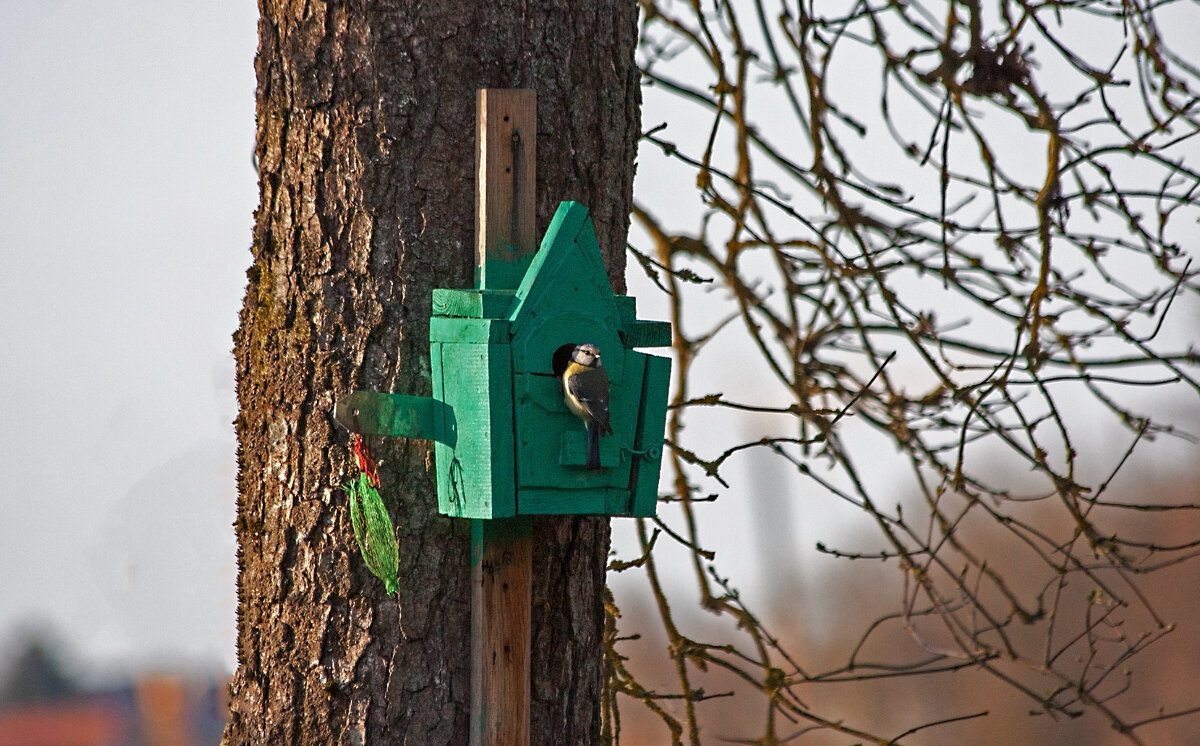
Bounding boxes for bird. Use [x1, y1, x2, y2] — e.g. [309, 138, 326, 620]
[561, 343, 613, 470]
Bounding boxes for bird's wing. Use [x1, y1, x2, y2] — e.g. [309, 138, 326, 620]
[567, 372, 612, 433]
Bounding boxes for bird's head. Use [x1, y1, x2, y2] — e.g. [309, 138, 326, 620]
[572, 343, 603, 368]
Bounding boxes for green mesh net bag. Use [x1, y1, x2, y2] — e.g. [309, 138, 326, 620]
[343, 433, 399, 594]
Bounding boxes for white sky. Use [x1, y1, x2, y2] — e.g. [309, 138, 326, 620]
[0, 1, 258, 676]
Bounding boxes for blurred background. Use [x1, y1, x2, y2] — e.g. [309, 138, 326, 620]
[1, 2, 256, 742]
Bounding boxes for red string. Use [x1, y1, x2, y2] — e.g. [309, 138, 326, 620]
[351, 432, 380, 487]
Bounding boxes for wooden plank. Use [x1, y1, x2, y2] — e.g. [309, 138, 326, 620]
[429, 316, 512, 345]
[442, 342, 515, 519]
[517, 487, 627, 515]
[432, 288, 518, 318]
[630, 353, 672, 517]
[613, 294, 637, 320]
[471, 517, 532, 745]
[620, 319, 674, 349]
[476, 89, 537, 291]
[333, 391, 438, 440]
[558, 427, 619, 470]
[470, 88, 534, 746]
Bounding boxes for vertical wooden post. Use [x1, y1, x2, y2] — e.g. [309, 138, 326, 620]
[471, 88, 535, 746]
[471, 517, 532, 746]
[476, 88, 537, 290]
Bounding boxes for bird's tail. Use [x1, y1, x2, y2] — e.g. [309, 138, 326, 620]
[586, 421, 601, 470]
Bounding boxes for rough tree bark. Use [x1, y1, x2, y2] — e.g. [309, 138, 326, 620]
[224, 2, 640, 743]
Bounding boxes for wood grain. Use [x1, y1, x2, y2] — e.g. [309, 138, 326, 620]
[471, 517, 533, 746]
[471, 88, 535, 746]
[477, 89, 537, 291]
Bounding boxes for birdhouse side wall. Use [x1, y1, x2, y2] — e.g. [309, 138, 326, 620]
[431, 339, 516, 519]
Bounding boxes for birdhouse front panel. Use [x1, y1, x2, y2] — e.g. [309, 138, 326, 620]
[510, 312, 625, 475]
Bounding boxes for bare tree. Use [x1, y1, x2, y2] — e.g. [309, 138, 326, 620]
[610, 0, 1200, 743]
[225, 2, 640, 743]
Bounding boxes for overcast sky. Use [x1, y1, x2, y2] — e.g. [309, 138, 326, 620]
[0, 2, 258, 676]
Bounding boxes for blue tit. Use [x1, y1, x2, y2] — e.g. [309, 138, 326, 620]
[562, 343, 613, 470]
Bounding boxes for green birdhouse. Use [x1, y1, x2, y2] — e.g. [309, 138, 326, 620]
[430, 201, 670, 518]
[335, 201, 671, 519]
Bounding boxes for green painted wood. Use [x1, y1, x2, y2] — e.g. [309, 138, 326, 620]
[511, 352, 634, 490]
[620, 319, 673, 349]
[430, 344, 465, 513]
[512, 313, 624, 380]
[433, 288, 517, 319]
[334, 391, 443, 441]
[512, 371, 600, 489]
[558, 428, 619, 469]
[614, 294, 636, 320]
[434, 342, 516, 518]
[505, 201, 628, 506]
[430, 316, 512, 345]
[605, 489, 632, 516]
[517, 487, 628, 515]
[507, 203, 622, 360]
[630, 353, 671, 517]
[431, 342, 452, 514]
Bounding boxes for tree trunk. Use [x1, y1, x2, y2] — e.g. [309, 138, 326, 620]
[224, 2, 640, 743]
